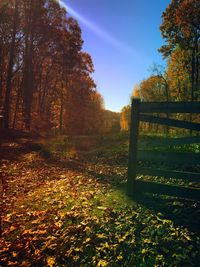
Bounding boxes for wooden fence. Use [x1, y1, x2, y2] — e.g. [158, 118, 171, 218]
[127, 98, 200, 200]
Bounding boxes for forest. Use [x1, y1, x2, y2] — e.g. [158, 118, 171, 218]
[0, 0, 200, 266]
[0, 0, 120, 136]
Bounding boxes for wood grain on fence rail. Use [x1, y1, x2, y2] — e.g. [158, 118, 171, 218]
[127, 99, 200, 199]
[140, 102, 200, 114]
[137, 167, 200, 182]
[138, 136, 200, 148]
[135, 180, 200, 200]
[138, 150, 200, 165]
[140, 114, 200, 131]
[127, 99, 140, 196]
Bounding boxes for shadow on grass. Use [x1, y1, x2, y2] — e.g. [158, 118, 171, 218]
[132, 191, 200, 234]
[63, 159, 200, 234]
[35, 148, 200, 235]
[101, 179, 200, 234]
[0, 140, 43, 162]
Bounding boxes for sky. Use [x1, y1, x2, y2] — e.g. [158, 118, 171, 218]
[61, 0, 171, 112]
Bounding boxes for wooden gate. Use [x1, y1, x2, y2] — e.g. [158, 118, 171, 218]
[127, 98, 200, 200]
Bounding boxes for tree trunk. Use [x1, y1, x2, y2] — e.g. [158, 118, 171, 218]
[0, 44, 4, 110]
[190, 43, 197, 134]
[191, 45, 195, 102]
[59, 93, 63, 135]
[22, 1, 37, 130]
[3, 0, 18, 129]
[165, 83, 169, 136]
[195, 34, 199, 100]
[12, 78, 21, 129]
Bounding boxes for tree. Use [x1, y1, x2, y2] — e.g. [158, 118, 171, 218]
[120, 105, 130, 131]
[159, 0, 200, 100]
[0, 0, 105, 135]
[139, 75, 168, 102]
[1, 0, 19, 128]
[167, 47, 191, 101]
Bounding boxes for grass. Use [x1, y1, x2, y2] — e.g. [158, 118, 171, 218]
[1, 132, 200, 266]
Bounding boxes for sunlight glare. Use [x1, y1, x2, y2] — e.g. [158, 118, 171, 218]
[59, 0, 136, 56]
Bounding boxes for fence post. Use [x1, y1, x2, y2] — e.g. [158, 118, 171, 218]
[127, 98, 140, 196]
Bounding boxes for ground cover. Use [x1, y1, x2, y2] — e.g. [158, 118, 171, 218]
[0, 134, 200, 266]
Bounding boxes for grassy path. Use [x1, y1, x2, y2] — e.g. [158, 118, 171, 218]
[0, 138, 200, 266]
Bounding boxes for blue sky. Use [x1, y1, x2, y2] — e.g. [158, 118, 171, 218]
[61, 0, 171, 112]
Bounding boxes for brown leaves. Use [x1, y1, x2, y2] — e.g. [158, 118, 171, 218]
[1, 138, 200, 267]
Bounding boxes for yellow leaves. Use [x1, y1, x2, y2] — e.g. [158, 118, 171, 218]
[97, 206, 107, 211]
[97, 259, 108, 267]
[31, 219, 42, 224]
[27, 210, 47, 217]
[54, 220, 63, 228]
[22, 229, 47, 236]
[44, 236, 57, 250]
[22, 229, 33, 235]
[96, 233, 106, 239]
[12, 252, 18, 258]
[7, 261, 19, 266]
[117, 233, 128, 243]
[141, 248, 147, 254]
[117, 255, 123, 261]
[74, 247, 83, 252]
[9, 225, 18, 232]
[84, 226, 92, 233]
[34, 249, 41, 257]
[102, 242, 109, 249]
[1, 137, 200, 267]
[84, 237, 91, 243]
[7, 260, 31, 267]
[47, 256, 56, 267]
[3, 214, 12, 223]
[143, 238, 151, 244]
[20, 261, 31, 267]
[35, 229, 47, 235]
[184, 234, 191, 241]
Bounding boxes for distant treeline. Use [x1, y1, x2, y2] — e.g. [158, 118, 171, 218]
[120, 0, 200, 134]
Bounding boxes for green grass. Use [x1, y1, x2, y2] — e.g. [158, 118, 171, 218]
[1, 132, 200, 266]
[4, 169, 200, 266]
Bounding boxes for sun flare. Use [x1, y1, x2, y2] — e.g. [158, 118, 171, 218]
[59, 0, 134, 54]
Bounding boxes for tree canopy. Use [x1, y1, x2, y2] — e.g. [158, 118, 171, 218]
[0, 0, 106, 135]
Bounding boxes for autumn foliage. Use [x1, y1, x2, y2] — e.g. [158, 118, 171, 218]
[121, 0, 200, 132]
[0, 0, 107, 135]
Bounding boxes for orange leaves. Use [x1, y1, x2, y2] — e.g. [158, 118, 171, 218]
[1, 137, 200, 266]
[22, 229, 47, 236]
[8, 225, 18, 233]
[46, 256, 56, 267]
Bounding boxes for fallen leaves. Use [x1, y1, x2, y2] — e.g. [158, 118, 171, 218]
[0, 138, 200, 266]
[46, 256, 55, 267]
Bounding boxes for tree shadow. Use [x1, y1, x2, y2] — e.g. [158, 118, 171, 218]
[133, 191, 200, 233]
[0, 140, 41, 162]
[56, 157, 200, 234]
[21, 145, 200, 235]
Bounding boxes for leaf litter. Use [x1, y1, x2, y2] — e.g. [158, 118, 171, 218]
[0, 139, 200, 266]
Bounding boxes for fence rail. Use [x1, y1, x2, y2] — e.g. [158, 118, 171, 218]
[138, 136, 200, 148]
[136, 180, 200, 201]
[127, 99, 200, 200]
[140, 114, 200, 131]
[140, 101, 200, 113]
[138, 150, 200, 165]
[137, 167, 200, 182]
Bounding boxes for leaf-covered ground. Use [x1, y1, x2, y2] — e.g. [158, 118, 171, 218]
[0, 136, 200, 266]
